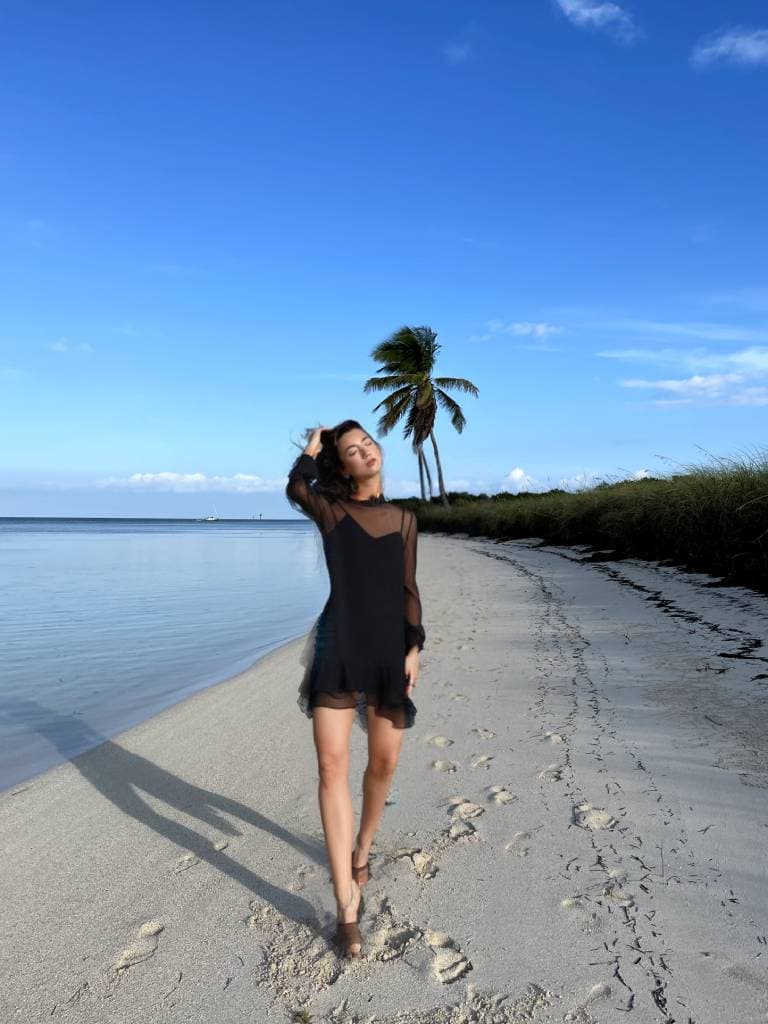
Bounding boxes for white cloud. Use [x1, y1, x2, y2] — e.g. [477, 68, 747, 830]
[444, 42, 471, 65]
[49, 337, 93, 353]
[691, 27, 768, 68]
[619, 370, 768, 406]
[598, 340, 768, 406]
[593, 318, 768, 343]
[554, 0, 639, 42]
[596, 345, 768, 374]
[97, 471, 288, 494]
[504, 320, 563, 337]
[485, 319, 565, 338]
[502, 467, 540, 493]
[621, 371, 744, 395]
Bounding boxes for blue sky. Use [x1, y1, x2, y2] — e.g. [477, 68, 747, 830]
[1, 0, 767, 517]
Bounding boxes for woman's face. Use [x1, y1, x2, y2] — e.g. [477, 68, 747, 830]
[337, 428, 381, 484]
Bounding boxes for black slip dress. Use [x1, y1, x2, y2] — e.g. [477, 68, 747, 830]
[286, 452, 425, 733]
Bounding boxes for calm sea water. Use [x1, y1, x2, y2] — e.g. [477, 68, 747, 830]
[0, 517, 328, 792]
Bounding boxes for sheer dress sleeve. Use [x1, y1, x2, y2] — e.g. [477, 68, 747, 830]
[403, 509, 425, 653]
[285, 452, 336, 534]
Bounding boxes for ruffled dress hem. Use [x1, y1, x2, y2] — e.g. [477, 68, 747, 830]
[296, 616, 417, 733]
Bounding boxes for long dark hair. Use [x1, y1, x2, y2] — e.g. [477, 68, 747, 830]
[300, 419, 383, 502]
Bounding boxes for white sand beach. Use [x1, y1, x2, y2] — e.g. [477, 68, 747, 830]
[2, 533, 767, 1023]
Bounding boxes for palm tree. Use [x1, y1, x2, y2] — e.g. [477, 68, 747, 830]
[363, 325, 479, 507]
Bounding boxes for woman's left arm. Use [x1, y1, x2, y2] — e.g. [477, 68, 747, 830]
[403, 509, 425, 694]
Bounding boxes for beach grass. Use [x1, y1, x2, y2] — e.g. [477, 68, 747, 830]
[403, 445, 768, 592]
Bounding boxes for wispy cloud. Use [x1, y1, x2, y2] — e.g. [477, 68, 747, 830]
[597, 345, 768, 374]
[554, 0, 640, 43]
[97, 471, 288, 494]
[701, 286, 768, 311]
[619, 371, 768, 406]
[114, 323, 141, 337]
[49, 337, 94, 353]
[469, 319, 566, 350]
[593, 318, 768, 343]
[443, 42, 472, 65]
[691, 27, 768, 69]
[488, 319, 565, 338]
[599, 341, 768, 405]
[0, 366, 31, 381]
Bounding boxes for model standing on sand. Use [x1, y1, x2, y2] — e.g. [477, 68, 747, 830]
[285, 420, 426, 958]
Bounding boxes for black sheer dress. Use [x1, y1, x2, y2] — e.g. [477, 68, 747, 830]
[286, 452, 425, 733]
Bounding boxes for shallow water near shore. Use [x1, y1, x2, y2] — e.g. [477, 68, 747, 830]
[0, 516, 327, 791]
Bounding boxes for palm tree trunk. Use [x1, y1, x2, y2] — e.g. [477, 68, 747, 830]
[417, 446, 426, 500]
[429, 430, 450, 507]
[421, 445, 434, 499]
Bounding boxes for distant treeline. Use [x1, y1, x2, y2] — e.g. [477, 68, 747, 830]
[398, 447, 768, 595]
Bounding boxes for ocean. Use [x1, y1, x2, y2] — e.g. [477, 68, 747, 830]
[0, 517, 327, 792]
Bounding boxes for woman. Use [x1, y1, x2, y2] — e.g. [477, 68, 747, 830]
[285, 420, 425, 958]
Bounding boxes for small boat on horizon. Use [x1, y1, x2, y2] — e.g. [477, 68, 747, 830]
[198, 505, 219, 522]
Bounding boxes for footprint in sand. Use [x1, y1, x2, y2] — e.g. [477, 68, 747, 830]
[246, 901, 345, 997]
[393, 847, 438, 878]
[543, 730, 566, 745]
[447, 796, 486, 820]
[560, 898, 607, 936]
[426, 930, 473, 983]
[427, 735, 454, 748]
[472, 727, 496, 740]
[486, 784, 517, 805]
[574, 802, 617, 831]
[433, 759, 458, 773]
[446, 818, 479, 842]
[371, 908, 473, 982]
[565, 981, 613, 1021]
[364, 894, 423, 963]
[470, 754, 493, 770]
[174, 852, 200, 873]
[112, 921, 164, 972]
[505, 828, 541, 857]
[599, 870, 635, 908]
[538, 763, 564, 783]
[450, 694, 470, 702]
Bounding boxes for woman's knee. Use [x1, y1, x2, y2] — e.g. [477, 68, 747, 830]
[316, 748, 349, 785]
[366, 752, 399, 779]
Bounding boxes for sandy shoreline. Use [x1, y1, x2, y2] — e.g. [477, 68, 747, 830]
[2, 533, 767, 1023]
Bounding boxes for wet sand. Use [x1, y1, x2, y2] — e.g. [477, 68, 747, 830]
[2, 532, 767, 1023]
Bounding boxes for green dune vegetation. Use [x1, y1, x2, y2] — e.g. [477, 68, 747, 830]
[403, 447, 768, 595]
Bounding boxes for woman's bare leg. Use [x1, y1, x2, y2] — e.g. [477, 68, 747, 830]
[312, 703, 361, 946]
[354, 701, 406, 870]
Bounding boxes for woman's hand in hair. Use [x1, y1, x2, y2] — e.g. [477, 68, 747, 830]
[305, 425, 332, 458]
